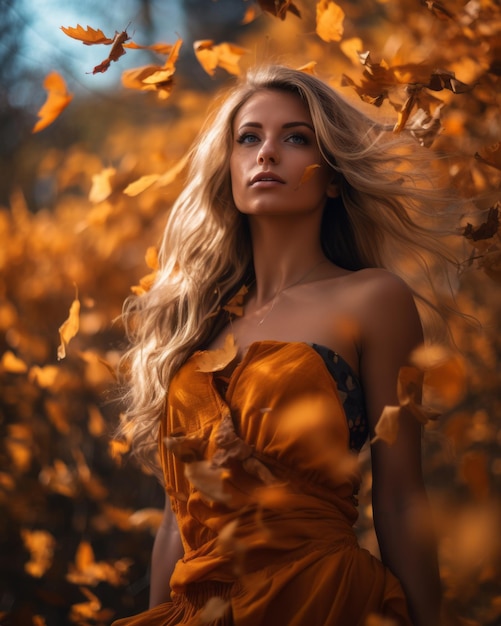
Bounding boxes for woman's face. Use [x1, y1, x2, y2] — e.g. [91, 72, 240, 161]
[230, 89, 337, 218]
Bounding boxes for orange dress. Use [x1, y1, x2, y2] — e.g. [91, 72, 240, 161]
[114, 341, 412, 626]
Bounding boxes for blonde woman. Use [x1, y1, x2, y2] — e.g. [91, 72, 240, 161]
[114, 65, 453, 626]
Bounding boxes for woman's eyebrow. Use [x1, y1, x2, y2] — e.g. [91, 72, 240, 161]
[237, 121, 315, 132]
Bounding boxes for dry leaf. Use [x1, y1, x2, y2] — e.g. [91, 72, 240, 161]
[57, 287, 80, 360]
[372, 405, 401, 445]
[297, 61, 317, 75]
[258, 0, 301, 20]
[463, 205, 500, 243]
[194, 333, 237, 372]
[340, 38, 364, 65]
[60, 24, 114, 45]
[194, 40, 247, 77]
[32, 72, 73, 133]
[475, 143, 501, 172]
[92, 30, 130, 74]
[123, 41, 174, 55]
[89, 167, 116, 203]
[223, 284, 248, 317]
[1, 351, 28, 374]
[21, 529, 55, 578]
[184, 460, 231, 503]
[316, 0, 345, 43]
[296, 164, 321, 188]
[123, 174, 160, 197]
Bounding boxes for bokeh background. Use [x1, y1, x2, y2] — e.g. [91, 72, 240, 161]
[1, 0, 500, 624]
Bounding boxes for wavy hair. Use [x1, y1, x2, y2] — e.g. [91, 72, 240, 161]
[118, 64, 460, 476]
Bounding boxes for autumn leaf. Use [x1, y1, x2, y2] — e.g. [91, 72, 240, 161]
[123, 41, 174, 55]
[130, 246, 160, 295]
[32, 71, 73, 133]
[60, 24, 115, 45]
[297, 61, 317, 75]
[340, 38, 364, 65]
[411, 344, 467, 406]
[1, 351, 28, 374]
[21, 529, 55, 578]
[475, 142, 501, 172]
[124, 153, 189, 197]
[194, 40, 248, 77]
[184, 461, 231, 503]
[316, 0, 345, 43]
[57, 287, 80, 360]
[423, 0, 455, 20]
[92, 30, 130, 74]
[88, 167, 116, 203]
[242, 4, 260, 24]
[223, 284, 248, 317]
[194, 333, 237, 372]
[463, 205, 500, 243]
[296, 164, 321, 188]
[258, 0, 301, 19]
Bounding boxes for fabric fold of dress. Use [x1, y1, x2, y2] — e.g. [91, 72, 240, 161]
[113, 340, 411, 626]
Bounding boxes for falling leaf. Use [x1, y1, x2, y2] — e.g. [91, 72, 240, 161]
[340, 37, 364, 65]
[194, 41, 248, 77]
[296, 164, 321, 188]
[21, 529, 56, 578]
[123, 174, 160, 197]
[60, 24, 115, 45]
[200, 597, 230, 622]
[32, 72, 73, 133]
[223, 284, 248, 317]
[0, 351, 28, 374]
[258, 0, 301, 19]
[242, 5, 260, 24]
[128, 508, 164, 531]
[475, 143, 501, 172]
[194, 333, 237, 372]
[184, 460, 231, 503]
[57, 287, 80, 360]
[123, 41, 174, 55]
[372, 405, 401, 445]
[316, 0, 345, 42]
[411, 344, 467, 406]
[92, 30, 130, 74]
[424, 0, 455, 20]
[29, 365, 60, 389]
[463, 205, 500, 243]
[88, 167, 116, 203]
[297, 61, 317, 74]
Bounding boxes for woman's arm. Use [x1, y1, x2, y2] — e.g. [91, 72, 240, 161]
[359, 271, 442, 626]
[149, 495, 184, 608]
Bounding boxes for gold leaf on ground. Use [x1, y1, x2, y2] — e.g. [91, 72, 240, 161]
[194, 333, 237, 372]
[372, 405, 400, 445]
[1, 351, 28, 374]
[57, 288, 80, 360]
[89, 167, 116, 203]
[200, 596, 230, 622]
[316, 0, 345, 43]
[32, 71, 73, 134]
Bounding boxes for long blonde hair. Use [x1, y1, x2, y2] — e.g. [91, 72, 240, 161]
[119, 64, 460, 476]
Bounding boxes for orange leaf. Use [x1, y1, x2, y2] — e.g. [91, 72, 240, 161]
[88, 167, 116, 203]
[60, 24, 114, 45]
[123, 41, 174, 55]
[194, 334, 237, 372]
[21, 529, 55, 578]
[296, 164, 321, 188]
[340, 38, 364, 65]
[242, 5, 260, 24]
[57, 287, 80, 360]
[297, 61, 317, 75]
[316, 0, 345, 43]
[223, 284, 249, 317]
[1, 350, 28, 374]
[32, 71, 73, 133]
[475, 142, 501, 172]
[194, 41, 247, 77]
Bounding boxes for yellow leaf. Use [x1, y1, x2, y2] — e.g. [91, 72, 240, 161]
[340, 37, 364, 65]
[297, 61, 317, 75]
[29, 365, 60, 389]
[32, 71, 73, 133]
[1, 350, 28, 374]
[194, 334, 237, 372]
[316, 0, 345, 43]
[88, 167, 116, 203]
[372, 405, 400, 445]
[57, 288, 80, 360]
[21, 529, 55, 578]
[123, 173, 160, 197]
[194, 41, 247, 77]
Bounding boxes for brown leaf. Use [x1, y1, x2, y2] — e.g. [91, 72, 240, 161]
[258, 0, 301, 19]
[57, 288, 80, 360]
[423, 0, 455, 20]
[223, 284, 248, 317]
[426, 70, 471, 94]
[60, 24, 114, 45]
[92, 30, 130, 74]
[194, 333, 237, 372]
[32, 71, 73, 133]
[316, 0, 345, 43]
[475, 143, 501, 172]
[463, 205, 499, 242]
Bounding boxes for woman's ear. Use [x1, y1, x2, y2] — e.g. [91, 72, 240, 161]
[326, 175, 340, 199]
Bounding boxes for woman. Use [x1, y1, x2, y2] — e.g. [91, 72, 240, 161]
[115, 65, 453, 626]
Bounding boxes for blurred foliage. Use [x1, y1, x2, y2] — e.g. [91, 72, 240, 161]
[1, 0, 501, 625]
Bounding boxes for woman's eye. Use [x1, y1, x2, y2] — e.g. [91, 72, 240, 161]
[286, 133, 308, 145]
[236, 133, 259, 144]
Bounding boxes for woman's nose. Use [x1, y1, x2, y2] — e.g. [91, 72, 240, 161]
[257, 141, 279, 165]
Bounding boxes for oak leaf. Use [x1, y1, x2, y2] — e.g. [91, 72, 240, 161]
[60, 24, 115, 45]
[32, 72, 73, 133]
[316, 0, 345, 43]
[57, 288, 80, 360]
